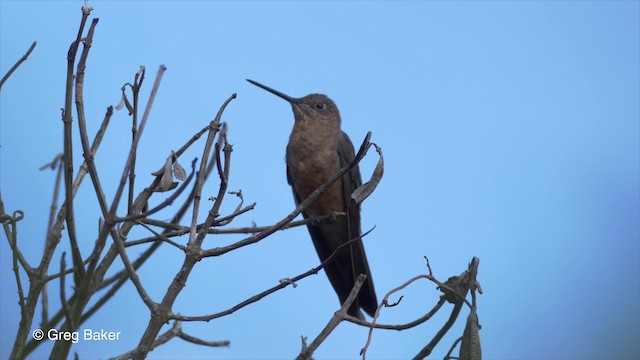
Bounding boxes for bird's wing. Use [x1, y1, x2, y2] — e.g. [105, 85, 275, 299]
[285, 133, 378, 318]
[337, 130, 378, 317]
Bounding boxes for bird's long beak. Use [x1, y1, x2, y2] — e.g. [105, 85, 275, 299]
[246, 79, 297, 103]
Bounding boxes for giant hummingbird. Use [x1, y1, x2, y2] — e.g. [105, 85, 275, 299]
[247, 79, 377, 318]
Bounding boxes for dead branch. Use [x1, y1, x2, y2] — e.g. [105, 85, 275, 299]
[170, 225, 375, 322]
[296, 275, 367, 360]
[0, 41, 36, 92]
[111, 321, 229, 360]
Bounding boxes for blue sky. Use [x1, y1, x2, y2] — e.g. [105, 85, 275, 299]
[1, 1, 638, 359]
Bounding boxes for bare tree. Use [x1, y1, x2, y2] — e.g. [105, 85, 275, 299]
[0, 5, 481, 360]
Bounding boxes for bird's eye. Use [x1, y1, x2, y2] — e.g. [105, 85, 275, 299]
[315, 102, 326, 110]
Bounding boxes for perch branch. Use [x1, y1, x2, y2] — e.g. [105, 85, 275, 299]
[200, 131, 373, 258]
[172, 226, 374, 322]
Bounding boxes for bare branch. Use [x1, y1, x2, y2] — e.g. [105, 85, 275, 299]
[0, 41, 36, 92]
[360, 257, 480, 359]
[75, 106, 114, 192]
[108, 64, 167, 221]
[135, 221, 187, 252]
[413, 302, 463, 360]
[187, 100, 232, 246]
[171, 225, 375, 322]
[212, 201, 256, 226]
[46, 256, 93, 282]
[127, 67, 145, 214]
[296, 275, 367, 360]
[112, 321, 229, 360]
[59, 252, 75, 331]
[75, 17, 108, 214]
[1, 197, 32, 274]
[60, 10, 94, 289]
[126, 213, 328, 247]
[1, 208, 28, 317]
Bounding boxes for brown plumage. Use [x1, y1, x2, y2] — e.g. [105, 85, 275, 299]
[248, 79, 378, 318]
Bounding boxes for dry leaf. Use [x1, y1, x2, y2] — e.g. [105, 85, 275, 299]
[460, 308, 481, 360]
[351, 144, 384, 205]
[153, 156, 174, 192]
[173, 159, 186, 181]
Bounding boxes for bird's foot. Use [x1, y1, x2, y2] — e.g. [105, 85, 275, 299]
[309, 215, 321, 226]
[309, 212, 339, 226]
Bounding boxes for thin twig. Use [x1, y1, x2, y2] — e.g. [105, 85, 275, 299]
[171, 226, 375, 322]
[107, 64, 167, 229]
[128, 67, 145, 214]
[348, 298, 445, 331]
[75, 17, 110, 218]
[125, 213, 325, 247]
[296, 275, 367, 360]
[112, 321, 229, 360]
[45, 257, 93, 282]
[208, 138, 232, 221]
[1, 198, 32, 274]
[0, 41, 36, 92]
[135, 221, 187, 252]
[60, 9, 92, 290]
[187, 100, 231, 246]
[4, 210, 28, 316]
[213, 202, 256, 225]
[413, 302, 464, 360]
[360, 274, 432, 359]
[75, 106, 114, 192]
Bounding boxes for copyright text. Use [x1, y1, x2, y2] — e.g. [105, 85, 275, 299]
[32, 328, 122, 343]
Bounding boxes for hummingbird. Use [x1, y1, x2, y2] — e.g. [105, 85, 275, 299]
[247, 79, 377, 318]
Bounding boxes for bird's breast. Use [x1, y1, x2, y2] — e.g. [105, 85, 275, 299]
[287, 127, 345, 215]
